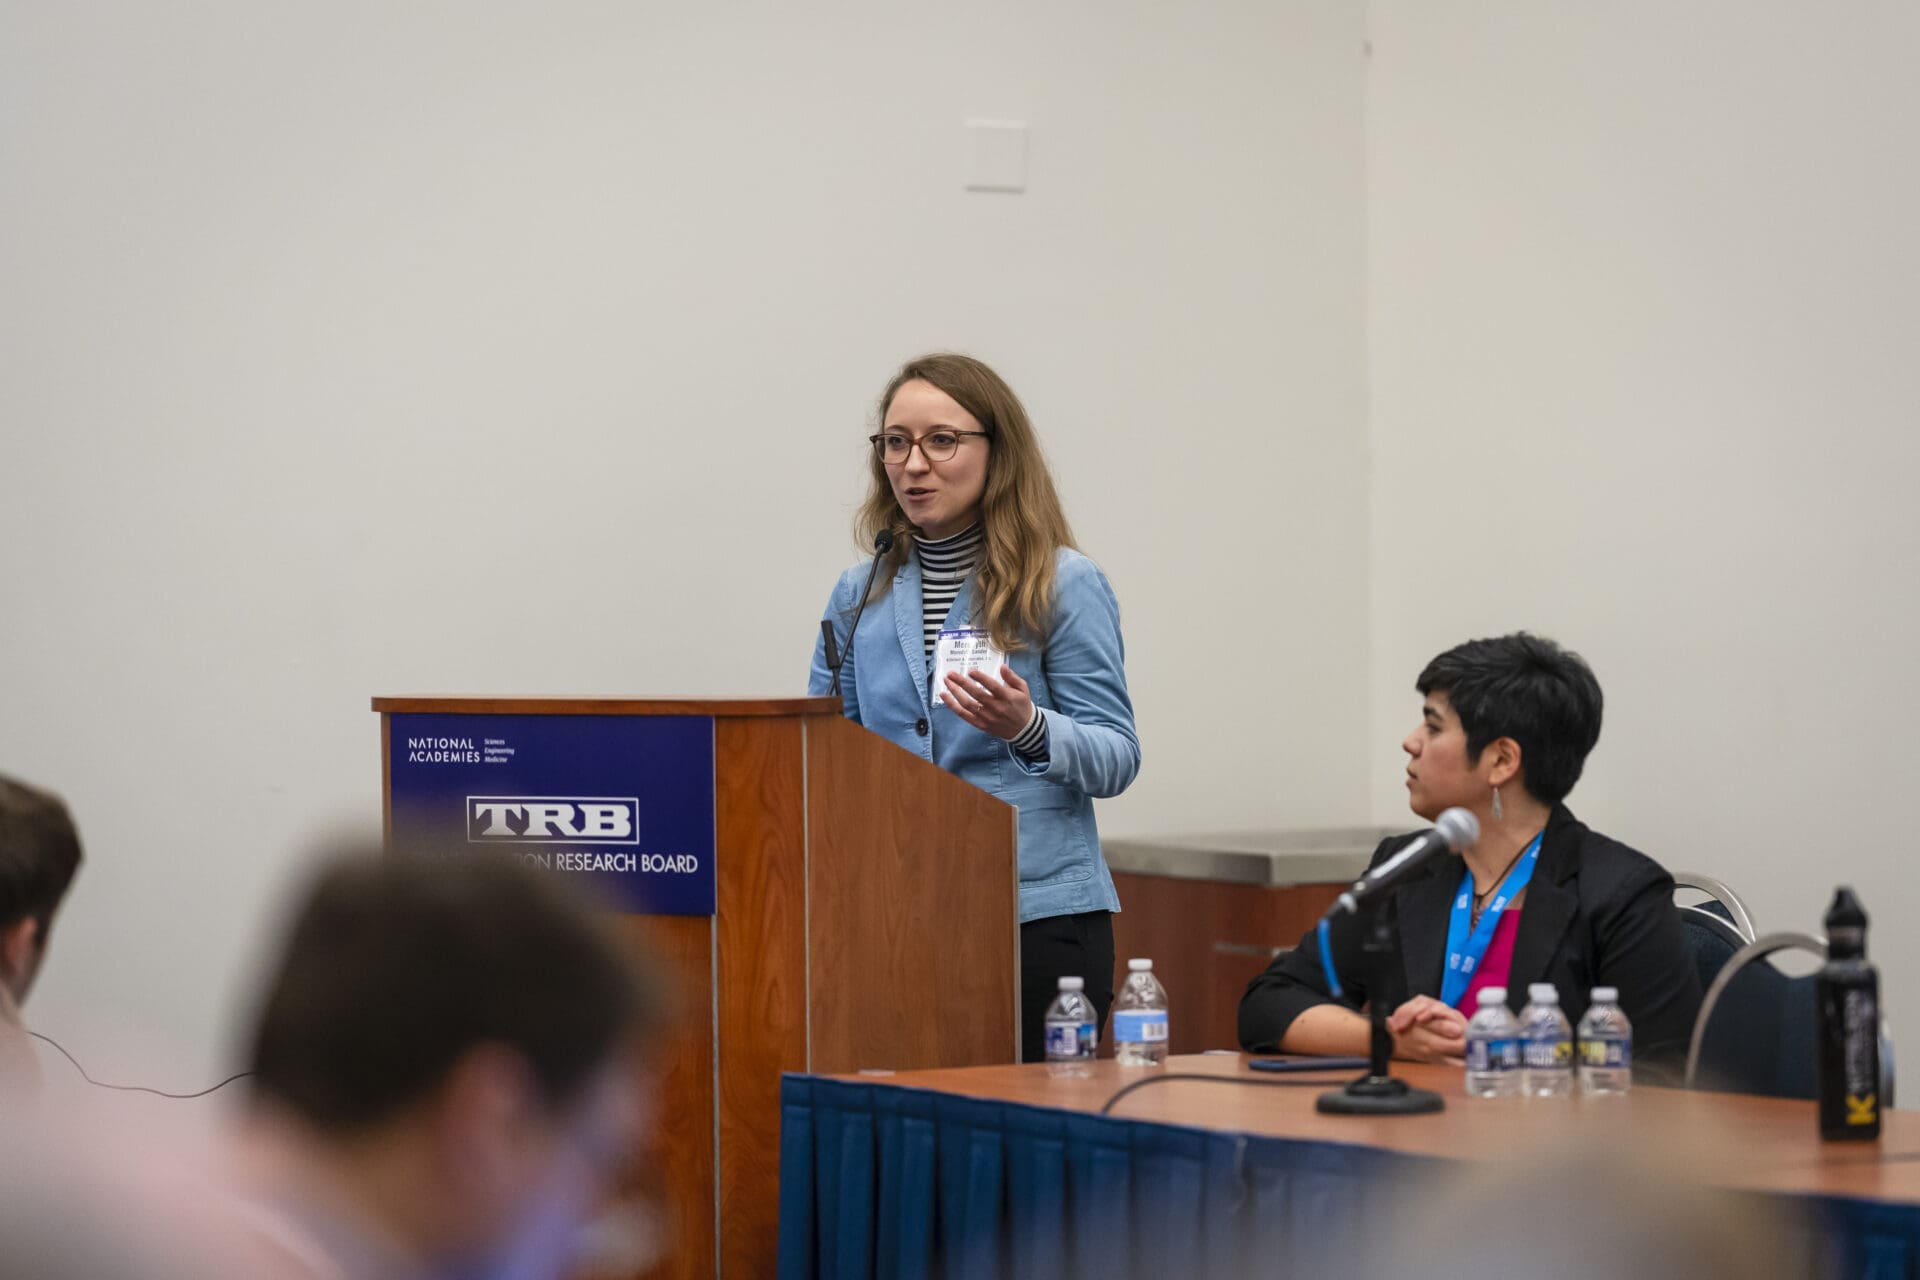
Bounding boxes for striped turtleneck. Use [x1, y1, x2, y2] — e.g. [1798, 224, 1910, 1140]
[916, 523, 984, 656]
[915, 524, 1048, 760]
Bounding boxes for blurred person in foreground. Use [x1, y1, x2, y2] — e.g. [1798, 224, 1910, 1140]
[0, 772, 84, 1092]
[1239, 633, 1702, 1081]
[0, 1105, 265, 1280]
[0, 773, 268, 1277]
[233, 848, 668, 1280]
[1363, 1139, 1807, 1280]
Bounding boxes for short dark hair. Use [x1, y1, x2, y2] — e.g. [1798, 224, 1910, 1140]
[0, 775, 84, 933]
[1416, 632, 1604, 805]
[248, 848, 664, 1130]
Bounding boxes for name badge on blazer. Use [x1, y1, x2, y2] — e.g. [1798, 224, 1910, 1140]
[931, 628, 1007, 701]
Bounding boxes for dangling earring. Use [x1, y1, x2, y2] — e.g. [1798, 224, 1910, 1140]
[1491, 785, 1503, 822]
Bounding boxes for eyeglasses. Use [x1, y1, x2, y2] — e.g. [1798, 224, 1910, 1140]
[868, 429, 990, 465]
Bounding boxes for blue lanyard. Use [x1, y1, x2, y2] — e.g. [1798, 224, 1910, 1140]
[1439, 832, 1543, 1009]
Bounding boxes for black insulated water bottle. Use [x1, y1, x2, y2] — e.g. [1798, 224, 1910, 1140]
[1817, 887, 1881, 1141]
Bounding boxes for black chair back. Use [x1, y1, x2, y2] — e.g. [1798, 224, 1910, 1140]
[1688, 932, 1823, 1100]
[1678, 904, 1744, 999]
[1672, 872, 1757, 943]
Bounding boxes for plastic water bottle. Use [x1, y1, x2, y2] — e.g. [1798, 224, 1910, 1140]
[1519, 982, 1573, 1098]
[1578, 985, 1633, 1096]
[1463, 986, 1521, 1098]
[1043, 976, 1098, 1077]
[1112, 958, 1169, 1067]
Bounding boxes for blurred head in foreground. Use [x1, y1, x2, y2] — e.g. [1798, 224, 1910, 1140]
[242, 846, 667, 1279]
[0, 772, 85, 1092]
[1362, 1139, 1806, 1280]
[0, 772, 84, 1006]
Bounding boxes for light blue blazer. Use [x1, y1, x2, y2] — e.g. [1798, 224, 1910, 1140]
[808, 548, 1140, 924]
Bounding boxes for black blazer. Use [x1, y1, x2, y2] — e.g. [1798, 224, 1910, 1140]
[1237, 805, 1703, 1081]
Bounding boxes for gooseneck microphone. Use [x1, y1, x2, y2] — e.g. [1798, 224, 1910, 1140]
[1328, 807, 1479, 917]
[827, 529, 895, 698]
[818, 620, 841, 677]
[1312, 804, 1478, 1118]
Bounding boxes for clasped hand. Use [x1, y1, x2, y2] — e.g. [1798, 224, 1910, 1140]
[940, 666, 1036, 741]
[1387, 995, 1468, 1065]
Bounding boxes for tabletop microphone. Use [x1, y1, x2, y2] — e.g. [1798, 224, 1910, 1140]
[1328, 807, 1479, 917]
[828, 529, 895, 698]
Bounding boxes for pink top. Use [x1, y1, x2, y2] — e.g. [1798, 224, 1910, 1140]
[1458, 908, 1522, 1011]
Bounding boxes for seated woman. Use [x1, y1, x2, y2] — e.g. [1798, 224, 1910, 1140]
[1238, 633, 1702, 1080]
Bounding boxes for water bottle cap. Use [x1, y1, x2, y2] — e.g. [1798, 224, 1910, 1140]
[1590, 986, 1618, 1003]
[1826, 885, 1868, 930]
[1475, 986, 1506, 1006]
[1057, 976, 1085, 991]
[1528, 983, 1558, 1003]
[1827, 887, 1868, 958]
[1128, 958, 1153, 972]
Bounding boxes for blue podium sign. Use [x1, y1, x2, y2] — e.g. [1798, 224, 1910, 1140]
[388, 712, 716, 915]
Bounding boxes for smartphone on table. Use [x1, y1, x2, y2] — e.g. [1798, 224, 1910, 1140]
[1247, 1055, 1369, 1073]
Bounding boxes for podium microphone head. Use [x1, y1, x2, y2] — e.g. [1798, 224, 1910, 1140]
[831, 529, 897, 698]
[1435, 806, 1479, 852]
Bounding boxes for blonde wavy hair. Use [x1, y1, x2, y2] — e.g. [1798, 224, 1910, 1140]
[855, 353, 1075, 652]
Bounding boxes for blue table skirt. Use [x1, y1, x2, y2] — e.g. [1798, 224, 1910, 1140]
[777, 1074, 1920, 1280]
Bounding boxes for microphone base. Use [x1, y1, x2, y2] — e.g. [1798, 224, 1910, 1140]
[1315, 1074, 1446, 1116]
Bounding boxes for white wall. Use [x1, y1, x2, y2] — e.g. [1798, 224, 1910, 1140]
[19, 0, 1900, 1089]
[1368, 3, 1920, 1032]
[0, 1, 1369, 1082]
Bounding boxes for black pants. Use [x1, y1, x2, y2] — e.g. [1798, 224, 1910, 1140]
[1020, 910, 1116, 1063]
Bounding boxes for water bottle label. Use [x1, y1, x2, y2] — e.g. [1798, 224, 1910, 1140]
[1113, 1010, 1168, 1044]
[1522, 1038, 1572, 1070]
[1843, 989, 1878, 1098]
[1044, 1021, 1096, 1060]
[1467, 1037, 1519, 1073]
[1579, 1038, 1631, 1069]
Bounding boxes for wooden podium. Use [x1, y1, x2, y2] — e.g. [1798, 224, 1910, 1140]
[372, 696, 1019, 1279]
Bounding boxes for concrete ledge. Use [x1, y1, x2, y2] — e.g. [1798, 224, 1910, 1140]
[1103, 826, 1397, 887]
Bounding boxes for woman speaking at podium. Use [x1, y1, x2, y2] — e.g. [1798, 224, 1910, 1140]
[809, 354, 1140, 1062]
[1238, 633, 1702, 1080]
